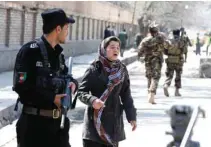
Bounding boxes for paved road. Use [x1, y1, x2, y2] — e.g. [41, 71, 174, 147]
[1, 60, 211, 147]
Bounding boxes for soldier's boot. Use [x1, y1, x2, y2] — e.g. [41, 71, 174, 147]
[175, 88, 181, 97]
[148, 92, 156, 104]
[163, 84, 169, 97]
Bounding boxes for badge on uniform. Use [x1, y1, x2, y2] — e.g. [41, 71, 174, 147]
[18, 72, 27, 83]
[30, 43, 38, 48]
[36, 61, 43, 67]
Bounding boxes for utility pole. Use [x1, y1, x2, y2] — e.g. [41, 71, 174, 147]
[129, 1, 137, 47]
[131, 1, 137, 26]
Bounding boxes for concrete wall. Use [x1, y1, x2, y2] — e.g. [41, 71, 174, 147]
[0, 1, 138, 72]
[6, 1, 137, 24]
[0, 40, 101, 72]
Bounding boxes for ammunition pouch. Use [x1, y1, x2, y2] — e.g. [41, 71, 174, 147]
[166, 56, 180, 64]
[51, 77, 66, 94]
[168, 48, 181, 55]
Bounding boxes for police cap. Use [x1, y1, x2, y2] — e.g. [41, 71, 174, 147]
[41, 8, 75, 31]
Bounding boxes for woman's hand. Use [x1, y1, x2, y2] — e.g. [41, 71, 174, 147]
[92, 99, 105, 109]
[130, 120, 137, 131]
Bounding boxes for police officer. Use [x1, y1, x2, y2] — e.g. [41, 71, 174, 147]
[13, 8, 78, 147]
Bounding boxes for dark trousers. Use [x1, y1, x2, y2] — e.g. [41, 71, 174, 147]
[196, 45, 201, 55]
[120, 49, 125, 57]
[16, 113, 71, 147]
[120, 42, 126, 57]
[83, 139, 118, 147]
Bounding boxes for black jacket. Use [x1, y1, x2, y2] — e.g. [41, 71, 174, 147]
[75, 60, 136, 144]
[104, 28, 112, 39]
[13, 36, 78, 109]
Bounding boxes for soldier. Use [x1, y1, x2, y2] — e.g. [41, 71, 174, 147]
[180, 28, 192, 62]
[163, 29, 185, 97]
[138, 22, 166, 104]
[206, 32, 211, 56]
[13, 8, 78, 147]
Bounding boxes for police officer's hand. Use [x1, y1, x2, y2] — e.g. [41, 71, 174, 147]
[54, 94, 66, 108]
[130, 121, 137, 131]
[92, 99, 105, 110]
[69, 82, 76, 94]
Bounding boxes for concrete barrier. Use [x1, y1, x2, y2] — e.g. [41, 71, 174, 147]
[199, 57, 211, 78]
[0, 53, 138, 129]
[200, 57, 211, 65]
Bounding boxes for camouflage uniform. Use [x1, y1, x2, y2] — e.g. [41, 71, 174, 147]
[181, 30, 192, 61]
[163, 29, 185, 97]
[138, 30, 166, 104]
[207, 36, 211, 56]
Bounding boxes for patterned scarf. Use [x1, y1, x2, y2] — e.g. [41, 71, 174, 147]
[93, 39, 125, 146]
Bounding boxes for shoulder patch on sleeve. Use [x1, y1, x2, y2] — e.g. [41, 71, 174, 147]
[17, 72, 27, 83]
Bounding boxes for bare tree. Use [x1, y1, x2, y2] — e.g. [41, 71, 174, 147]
[135, 1, 211, 36]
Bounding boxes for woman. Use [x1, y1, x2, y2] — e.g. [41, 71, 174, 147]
[75, 36, 137, 147]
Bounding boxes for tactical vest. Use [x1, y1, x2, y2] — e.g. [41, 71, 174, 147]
[35, 38, 65, 94]
[166, 38, 183, 64]
[13, 38, 65, 110]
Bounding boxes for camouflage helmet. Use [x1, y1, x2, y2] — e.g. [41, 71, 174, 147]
[149, 21, 159, 33]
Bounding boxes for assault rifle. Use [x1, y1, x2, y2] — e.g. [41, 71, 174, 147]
[60, 57, 73, 129]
